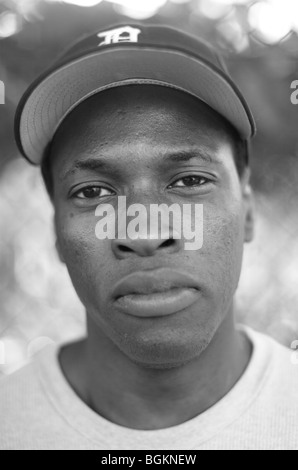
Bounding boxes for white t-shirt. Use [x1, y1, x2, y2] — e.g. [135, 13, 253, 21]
[0, 326, 297, 450]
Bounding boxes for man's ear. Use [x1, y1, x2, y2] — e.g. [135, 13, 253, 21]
[241, 167, 255, 243]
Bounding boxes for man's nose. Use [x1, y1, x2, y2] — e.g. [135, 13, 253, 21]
[111, 236, 182, 259]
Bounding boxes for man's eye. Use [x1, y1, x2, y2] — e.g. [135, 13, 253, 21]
[74, 186, 115, 200]
[169, 176, 211, 189]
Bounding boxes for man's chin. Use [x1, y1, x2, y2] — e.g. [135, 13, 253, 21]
[87, 303, 221, 369]
[115, 330, 213, 371]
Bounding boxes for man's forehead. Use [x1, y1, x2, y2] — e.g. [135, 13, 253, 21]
[58, 85, 233, 131]
[52, 86, 234, 155]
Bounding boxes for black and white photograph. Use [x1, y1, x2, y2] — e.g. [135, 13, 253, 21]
[0, 0, 298, 452]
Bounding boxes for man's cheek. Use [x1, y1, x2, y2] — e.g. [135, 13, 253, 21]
[57, 218, 107, 277]
[202, 209, 244, 286]
[58, 225, 114, 309]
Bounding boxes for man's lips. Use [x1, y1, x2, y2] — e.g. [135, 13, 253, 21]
[112, 269, 201, 318]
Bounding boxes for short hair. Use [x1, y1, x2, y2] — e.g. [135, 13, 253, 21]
[41, 114, 249, 200]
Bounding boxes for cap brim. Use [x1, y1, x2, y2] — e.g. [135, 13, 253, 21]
[16, 46, 256, 165]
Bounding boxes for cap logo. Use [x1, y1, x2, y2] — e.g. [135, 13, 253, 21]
[97, 26, 141, 47]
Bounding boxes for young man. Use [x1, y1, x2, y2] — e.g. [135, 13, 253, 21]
[1, 24, 297, 450]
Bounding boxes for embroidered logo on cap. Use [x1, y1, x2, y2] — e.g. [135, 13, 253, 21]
[97, 26, 142, 46]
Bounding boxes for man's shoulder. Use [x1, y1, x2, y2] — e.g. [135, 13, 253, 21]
[0, 345, 63, 420]
[0, 360, 42, 414]
[247, 326, 297, 376]
[0, 360, 35, 388]
[267, 331, 298, 388]
[0, 346, 90, 450]
[245, 327, 298, 411]
[216, 327, 298, 449]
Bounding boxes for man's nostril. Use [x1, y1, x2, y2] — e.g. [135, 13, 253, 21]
[161, 239, 175, 249]
[113, 236, 180, 259]
[118, 245, 134, 253]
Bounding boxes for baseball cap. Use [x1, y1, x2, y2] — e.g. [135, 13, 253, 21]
[15, 23, 256, 166]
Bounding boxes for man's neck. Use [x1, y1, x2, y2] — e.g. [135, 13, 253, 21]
[59, 313, 252, 430]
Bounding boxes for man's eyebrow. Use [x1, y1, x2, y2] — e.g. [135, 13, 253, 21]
[60, 158, 117, 182]
[60, 149, 222, 181]
[162, 149, 223, 166]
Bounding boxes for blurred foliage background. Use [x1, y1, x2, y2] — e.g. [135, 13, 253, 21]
[0, 0, 298, 375]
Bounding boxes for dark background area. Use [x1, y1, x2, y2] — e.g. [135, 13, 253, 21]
[0, 0, 298, 374]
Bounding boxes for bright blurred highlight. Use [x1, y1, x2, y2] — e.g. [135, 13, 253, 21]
[169, 0, 190, 4]
[0, 11, 21, 38]
[106, 0, 168, 19]
[61, 0, 103, 6]
[249, 1, 293, 44]
[198, 0, 231, 20]
[1, 0, 298, 45]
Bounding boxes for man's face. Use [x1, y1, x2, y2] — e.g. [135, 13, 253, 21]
[51, 86, 253, 368]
